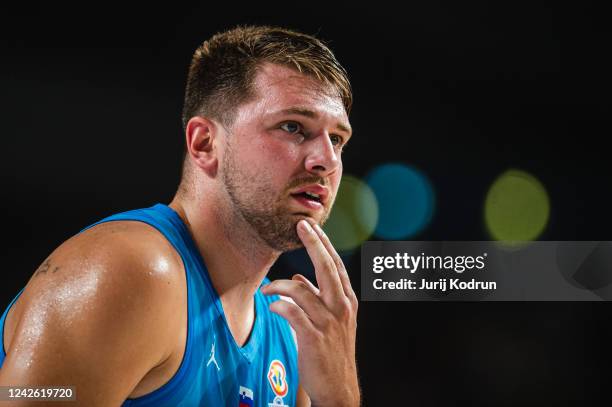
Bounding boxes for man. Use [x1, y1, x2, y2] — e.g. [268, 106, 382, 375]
[0, 26, 359, 406]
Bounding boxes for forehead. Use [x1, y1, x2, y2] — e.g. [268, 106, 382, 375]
[238, 62, 349, 126]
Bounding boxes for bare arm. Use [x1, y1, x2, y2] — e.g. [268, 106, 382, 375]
[0, 222, 184, 406]
[296, 384, 312, 407]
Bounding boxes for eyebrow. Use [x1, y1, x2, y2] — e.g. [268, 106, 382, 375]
[277, 107, 352, 135]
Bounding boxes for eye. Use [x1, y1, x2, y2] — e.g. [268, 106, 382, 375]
[280, 122, 302, 134]
[279, 121, 307, 144]
[330, 134, 344, 146]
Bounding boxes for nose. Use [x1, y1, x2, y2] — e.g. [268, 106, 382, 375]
[304, 132, 341, 177]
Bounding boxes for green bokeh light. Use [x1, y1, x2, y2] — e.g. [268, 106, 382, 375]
[323, 175, 379, 252]
[485, 169, 550, 244]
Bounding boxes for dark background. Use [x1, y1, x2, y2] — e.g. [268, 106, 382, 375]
[2, 1, 611, 405]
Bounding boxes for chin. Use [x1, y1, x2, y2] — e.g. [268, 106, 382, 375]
[257, 211, 327, 252]
[292, 212, 324, 226]
[254, 217, 303, 252]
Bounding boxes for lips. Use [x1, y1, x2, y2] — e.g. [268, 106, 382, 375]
[289, 184, 329, 211]
[289, 184, 329, 204]
[291, 194, 323, 210]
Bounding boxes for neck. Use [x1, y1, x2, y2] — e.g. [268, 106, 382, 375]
[168, 193, 280, 311]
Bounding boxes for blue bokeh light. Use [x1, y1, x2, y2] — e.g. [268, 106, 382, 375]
[366, 163, 435, 239]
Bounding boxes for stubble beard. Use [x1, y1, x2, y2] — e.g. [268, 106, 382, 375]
[222, 145, 329, 252]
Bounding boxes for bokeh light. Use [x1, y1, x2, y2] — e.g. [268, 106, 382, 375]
[323, 175, 378, 252]
[484, 169, 550, 243]
[365, 163, 435, 239]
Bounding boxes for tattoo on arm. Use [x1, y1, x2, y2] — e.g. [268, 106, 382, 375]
[34, 259, 60, 277]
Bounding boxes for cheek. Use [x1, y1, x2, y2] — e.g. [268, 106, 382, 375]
[241, 138, 301, 186]
[252, 136, 302, 170]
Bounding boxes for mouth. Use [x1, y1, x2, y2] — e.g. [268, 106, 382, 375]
[290, 191, 324, 210]
[288, 183, 329, 212]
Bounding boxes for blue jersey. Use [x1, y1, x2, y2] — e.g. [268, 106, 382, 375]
[0, 203, 299, 406]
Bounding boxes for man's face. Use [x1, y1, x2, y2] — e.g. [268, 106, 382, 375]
[220, 62, 352, 251]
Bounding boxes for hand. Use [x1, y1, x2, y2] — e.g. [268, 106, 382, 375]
[261, 220, 360, 407]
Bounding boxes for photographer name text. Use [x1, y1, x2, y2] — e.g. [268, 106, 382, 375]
[371, 252, 497, 292]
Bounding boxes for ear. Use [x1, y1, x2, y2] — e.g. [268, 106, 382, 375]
[185, 116, 220, 177]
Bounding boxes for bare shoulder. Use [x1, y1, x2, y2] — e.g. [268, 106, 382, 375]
[0, 220, 186, 405]
[18, 220, 185, 319]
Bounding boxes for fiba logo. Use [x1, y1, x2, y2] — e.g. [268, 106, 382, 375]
[267, 359, 288, 398]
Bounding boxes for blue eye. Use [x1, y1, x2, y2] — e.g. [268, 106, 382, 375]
[280, 122, 301, 134]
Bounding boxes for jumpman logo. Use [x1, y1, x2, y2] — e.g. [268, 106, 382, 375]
[206, 340, 221, 371]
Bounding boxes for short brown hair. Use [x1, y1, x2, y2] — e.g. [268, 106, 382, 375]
[181, 25, 352, 130]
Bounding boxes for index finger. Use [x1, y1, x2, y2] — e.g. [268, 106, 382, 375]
[297, 220, 344, 303]
[311, 223, 356, 302]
